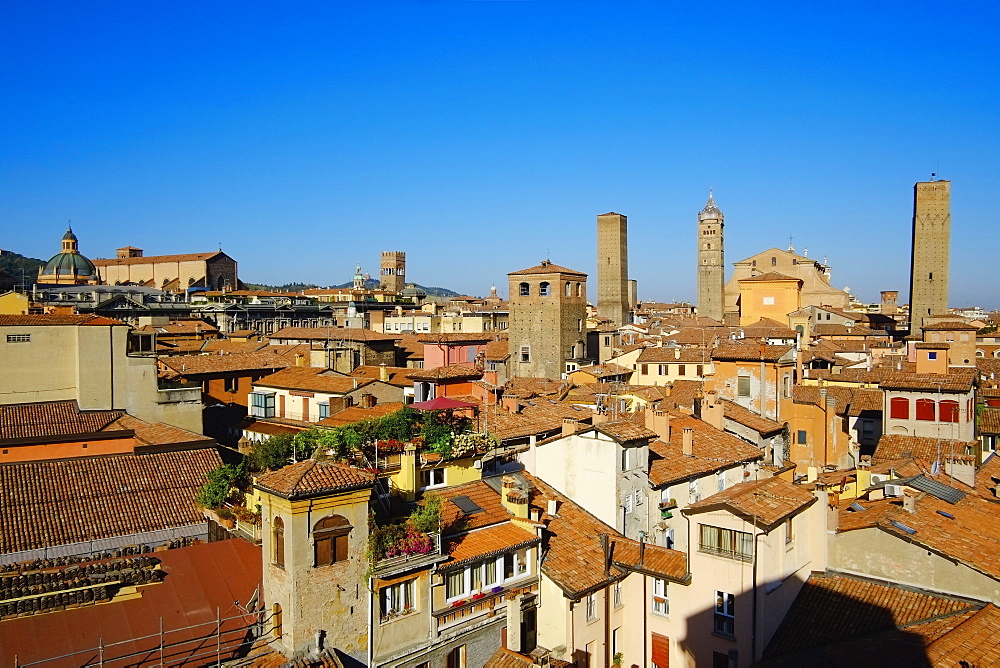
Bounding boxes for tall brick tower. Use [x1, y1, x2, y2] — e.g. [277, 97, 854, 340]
[508, 261, 587, 379]
[908, 179, 950, 332]
[380, 251, 406, 293]
[697, 191, 725, 322]
[597, 212, 630, 326]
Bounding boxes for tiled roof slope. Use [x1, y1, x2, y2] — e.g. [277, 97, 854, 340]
[979, 406, 1000, 434]
[0, 401, 124, 441]
[159, 351, 291, 377]
[0, 448, 222, 553]
[764, 572, 982, 662]
[350, 365, 417, 387]
[408, 364, 483, 381]
[925, 604, 1000, 666]
[609, 538, 688, 581]
[594, 420, 657, 443]
[686, 475, 815, 527]
[837, 492, 1000, 580]
[93, 251, 224, 265]
[255, 460, 375, 499]
[435, 480, 514, 532]
[0, 314, 124, 327]
[105, 414, 214, 448]
[873, 434, 977, 466]
[637, 346, 711, 363]
[712, 342, 794, 362]
[879, 368, 976, 392]
[443, 522, 539, 569]
[722, 400, 784, 434]
[316, 402, 406, 427]
[254, 367, 358, 394]
[507, 262, 586, 277]
[268, 326, 399, 342]
[416, 333, 495, 344]
[648, 414, 763, 487]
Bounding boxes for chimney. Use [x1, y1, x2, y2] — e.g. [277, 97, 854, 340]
[682, 427, 694, 456]
[379, 363, 389, 382]
[645, 410, 671, 442]
[502, 394, 520, 413]
[902, 490, 917, 514]
[362, 393, 377, 409]
[500, 476, 529, 519]
[506, 592, 538, 654]
[674, 347, 680, 360]
[547, 499, 560, 517]
[561, 418, 578, 437]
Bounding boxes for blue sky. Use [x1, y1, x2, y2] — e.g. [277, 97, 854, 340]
[2, 1, 998, 307]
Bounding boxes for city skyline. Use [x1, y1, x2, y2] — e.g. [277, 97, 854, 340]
[2, 2, 997, 307]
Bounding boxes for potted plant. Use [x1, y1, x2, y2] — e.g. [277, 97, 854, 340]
[217, 507, 235, 529]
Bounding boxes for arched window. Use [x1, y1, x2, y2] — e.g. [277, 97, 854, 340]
[539, 282, 550, 296]
[889, 397, 909, 420]
[939, 400, 959, 423]
[519, 282, 530, 297]
[771, 256, 777, 267]
[273, 516, 285, 567]
[314, 515, 352, 566]
[915, 399, 936, 421]
[576, 283, 583, 297]
[565, 282, 571, 296]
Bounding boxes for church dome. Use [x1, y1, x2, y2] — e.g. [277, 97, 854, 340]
[40, 227, 97, 279]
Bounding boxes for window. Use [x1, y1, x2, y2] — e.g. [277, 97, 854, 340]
[635, 489, 643, 506]
[586, 592, 597, 621]
[273, 516, 284, 568]
[613, 580, 622, 608]
[621, 448, 631, 471]
[697, 364, 704, 376]
[565, 282, 572, 296]
[446, 645, 466, 668]
[658, 364, 667, 376]
[576, 283, 583, 297]
[420, 467, 445, 489]
[379, 579, 415, 622]
[797, 430, 807, 444]
[652, 578, 669, 615]
[714, 591, 735, 637]
[313, 515, 351, 567]
[678, 364, 686, 376]
[624, 493, 633, 515]
[612, 627, 621, 658]
[890, 397, 909, 420]
[763, 296, 775, 306]
[717, 471, 726, 492]
[520, 346, 530, 363]
[318, 402, 330, 420]
[771, 256, 777, 267]
[518, 282, 530, 296]
[539, 282, 550, 296]
[578, 318, 583, 332]
[916, 398, 936, 421]
[940, 400, 959, 423]
[6, 334, 30, 343]
[699, 525, 753, 562]
[928, 351, 938, 360]
[642, 364, 649, 375]
[785, 518, 794, 544]
[782, 374, 791, 398]
[224, 376, 238, 393]
[250, 391, 276, 418]
[737, 376, 751, 397]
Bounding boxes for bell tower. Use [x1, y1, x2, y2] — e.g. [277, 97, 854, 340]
[697, 191, 725, 322]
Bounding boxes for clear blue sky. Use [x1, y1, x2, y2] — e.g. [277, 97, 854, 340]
[2, 1, 998, 307]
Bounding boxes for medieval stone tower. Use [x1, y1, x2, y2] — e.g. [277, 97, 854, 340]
[508, 260, 587, 379]
[597, 212, 630, 326]
[697, 191, 725, 322]
[380, 251, 406, 293]
[908, 179, 950, 332]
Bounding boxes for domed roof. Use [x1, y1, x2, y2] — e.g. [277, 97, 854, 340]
[698, 191, 724, 221]
[400, 283, 427, 298]
[41, 251, 97, 277]
[62, 228, 78, 242]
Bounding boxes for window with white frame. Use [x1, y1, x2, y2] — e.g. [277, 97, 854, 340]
[586, 592, 597, 621]
[379, 579, 415, 622]
[737, 376, 751, 397]
[613, 580, 622, 608]
[250, 391, 276, 418]
[652, 578, 669, 615]
[420, 468, 445, 490]
[445, 550, 529, 602]
[6, 334, 30, 343]
[318, 402, 330, 420]
[714, 591, 735, 637]
[520, 346, 530, 363]
[634, 489, 643, 506]
[700, 525, 753, 562]
[624, 493, 633, 515]
[717, 470, 726, 492]
[621, 448, 631, 471]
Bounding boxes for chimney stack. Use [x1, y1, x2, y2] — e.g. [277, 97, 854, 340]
[682, 427, 694, 456]
[379, 363, 389, 382]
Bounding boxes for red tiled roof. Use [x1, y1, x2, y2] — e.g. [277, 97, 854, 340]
[407, 364, 483, 381]
[609, 539, 687, 581]
[93, 251, 226, 265]
[417, 333, 495, 344]
[0, 449, 223, 553]
[925, 604, 1000, 666]
[879, 368, 976, 392]
[686, 475, 815, 527]
[255, 460, 375, 499]
[872, 434, 977, 466]
[738, 271, 802, 283]
[318, 402, 406, 427]
[254, 367, 359, 394]
[722, 400, 784, 434]
[268, 326, 399, 342]
[593, 420, 657, 443]
[0, 401, 124, 441]
[350, 365, 418, 387]
[0, 314, 125, 327]
[648, 414, 763, 487]
[922, 320, 979, 331]
[507, 262, 586, 277]
[712, 342, 794, 362]
[442, 523, 540, 569]
[158, 351, 291, 377]
[637, 346, 711, 363]
[104, 414, 214, 448]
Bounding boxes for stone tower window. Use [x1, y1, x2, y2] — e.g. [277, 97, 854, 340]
[519, 282, 530, 296]
[565, 282, 571, 296]
[314, 515, 352, 566]
[540, 282, 551, 296]
[520, 346, 530, 363]
[771, 257, 777, 267]
[576, 283, 583, 297]
[273, 516, 285, 568]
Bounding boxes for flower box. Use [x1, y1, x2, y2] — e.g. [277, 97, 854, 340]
[451, 599, 466, 608]
[471, 592, 486, 600]
[491, 586, 505, 594]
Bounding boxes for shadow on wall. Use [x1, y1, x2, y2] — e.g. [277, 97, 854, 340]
[678, 572, 946, 668]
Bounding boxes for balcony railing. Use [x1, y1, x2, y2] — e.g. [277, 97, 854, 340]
[433, 581, 538, 629]
[373, 532, 444, 577]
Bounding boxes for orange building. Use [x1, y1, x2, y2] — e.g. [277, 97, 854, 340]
[737, 272, 802, 326]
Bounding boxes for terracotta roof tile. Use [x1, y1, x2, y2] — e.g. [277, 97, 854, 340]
[159, 351, 290, 377]
[879, 368, 976, 392]
[979, 407, 1000, 434]
[873, 434, 977, 465]
[0, 401, 124, 441]
[93, 251, 225, 266]
[925, 604, 1000, 666]
[594, 420, 657, 443]
[435, 480, 513, 532]
[268, 326, 399, 342]
[922, 320, 979, 331]
[722, 400, 784, 435]
[637, 346, 712, 363]
[507, 262, 586, 277]
[349, 365, 417, 387]
[442, 523, 540, 569]
[254, 367, 359, 394]
[0, 314, 125, 327]
[0, 449, 223, 553]
[408, 364, 483, 381]
[648, 414, 763, 487]
[255, 460, 375, 499]
[765, 572, 982, 660]
[571, 363, 634, 378]
[416, 333, 495, 344]
[608, 539, 687, 581]
[686, 475, 815, 527]
[317, 402, 406, 427]
[105, 414, 214, 448]
[712, 342, 794, 362]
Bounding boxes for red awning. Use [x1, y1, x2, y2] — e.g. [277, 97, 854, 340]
[409, 397, 477, 411]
